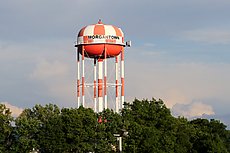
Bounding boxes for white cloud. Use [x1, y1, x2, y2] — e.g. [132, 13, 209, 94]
[0, 38, 77, 108]
[1, 102, 23, 117]
[30, 59, 75, 106]
[162, 89, 190, 108]
[30, 60, 70, 80]
[126, 58, 230, 111]
[182, 29, 230, 44]
[172, 102, 215, 118]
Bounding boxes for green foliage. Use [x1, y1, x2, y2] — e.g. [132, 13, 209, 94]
[0, 104, 13, 152]
[190, 118, 229, 153]
[0, 99, 229, 153]
[122, 98, 177, 153]
[58, 106, 97, 152]
[13, 104, 60, 152]
[173, 117, 195, 152]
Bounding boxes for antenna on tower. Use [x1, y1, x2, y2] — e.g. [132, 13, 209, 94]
[98, 19, 102, 24]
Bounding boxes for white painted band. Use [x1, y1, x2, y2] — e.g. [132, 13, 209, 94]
[98, 61, 103, 79]
[104, 95, 107, 110]
[98, 97, 103, 112]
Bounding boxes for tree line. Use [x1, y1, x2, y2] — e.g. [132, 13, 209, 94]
[0, 98, 230, 153]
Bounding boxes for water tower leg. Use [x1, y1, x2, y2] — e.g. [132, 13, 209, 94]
[82, 47, 85, 107]
[98, 58, 103, 112]
[121, 49, 125, 109]
[115, 56, 119, 113]
[94, 58, 97, 112]
[104, 48, 107, 110]
[76, 49, 80, 108]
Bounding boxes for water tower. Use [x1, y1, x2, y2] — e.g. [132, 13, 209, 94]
[75, 20, 130, 112]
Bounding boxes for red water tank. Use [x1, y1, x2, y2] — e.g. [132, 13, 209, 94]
[76, 20, 125, 58]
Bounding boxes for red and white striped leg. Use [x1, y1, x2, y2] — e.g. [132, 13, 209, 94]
[98, 59, 103, 112]
[82, 47, 85, 107]
[94, 58, 97, 112]
[121, 49, 125, 109]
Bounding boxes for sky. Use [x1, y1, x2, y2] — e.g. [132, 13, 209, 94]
[0, 0, 230, 128]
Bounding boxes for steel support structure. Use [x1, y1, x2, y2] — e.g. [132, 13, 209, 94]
[76, 47, 125, 113]
[94, 58, 97, 112]
[76, 49, 80, 108]
[121, 49, 125, 109]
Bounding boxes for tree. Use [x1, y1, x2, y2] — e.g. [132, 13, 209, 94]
[190, 118, 229, 153]
[6, 98, 230, 153]
[122, 98, 177, 153]
[95, 109, 124, 153]
[58, 106, 97, 152]
[13, 104, 60, 152]
[173, 117, 195, 153]
[0, 104, 13, 152]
